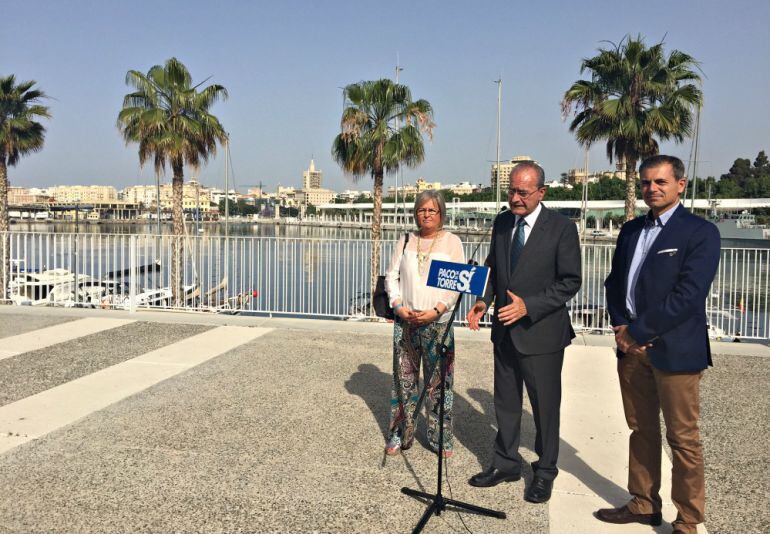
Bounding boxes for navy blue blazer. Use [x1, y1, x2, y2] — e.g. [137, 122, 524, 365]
[604, 204, 721, 372]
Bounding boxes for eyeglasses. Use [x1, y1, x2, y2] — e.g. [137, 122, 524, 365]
[416, 208, 439, 216]
[507, 188, 541, 199]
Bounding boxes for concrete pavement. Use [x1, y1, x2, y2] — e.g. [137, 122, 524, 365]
[0, 307, 766, 533]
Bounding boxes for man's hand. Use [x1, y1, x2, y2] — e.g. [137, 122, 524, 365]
[613, 325, 636, 352]
[625, 344, 649, 358]
[498, 290, 527, 325]
[613, 325, 652, 355]
[466, 301, 487, 331]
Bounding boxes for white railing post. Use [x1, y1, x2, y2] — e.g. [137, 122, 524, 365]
[129, 234, 137, 314]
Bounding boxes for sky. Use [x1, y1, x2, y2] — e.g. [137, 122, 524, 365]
[2, 0, 769, 193]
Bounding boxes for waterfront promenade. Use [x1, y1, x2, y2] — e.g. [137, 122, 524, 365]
[0, 306, 767, 533]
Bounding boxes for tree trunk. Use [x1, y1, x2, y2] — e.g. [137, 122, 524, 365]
[171, 160, 185, 307]
[624, 156, 638, 222]
[0, 158, 9, 301]
[370, 170, 383, 316]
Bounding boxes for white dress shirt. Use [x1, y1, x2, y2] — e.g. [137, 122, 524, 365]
[625, 204, 679, 318]
[512, 203, 542, 245]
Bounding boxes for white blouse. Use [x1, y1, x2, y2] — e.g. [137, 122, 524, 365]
[385, 231, 466, 323]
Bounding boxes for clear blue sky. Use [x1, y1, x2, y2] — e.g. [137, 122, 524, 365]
[3, 0, 769, 193]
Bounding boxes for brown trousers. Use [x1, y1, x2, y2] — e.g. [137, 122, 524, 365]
[618, 352, 705, 533]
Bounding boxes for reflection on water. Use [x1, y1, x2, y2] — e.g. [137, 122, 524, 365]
[8, 221, 769, 338]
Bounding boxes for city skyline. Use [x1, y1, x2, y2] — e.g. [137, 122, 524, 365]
[3, 0, 769, 192]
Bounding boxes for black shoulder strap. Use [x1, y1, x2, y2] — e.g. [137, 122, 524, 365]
[402, 232, 410, 253]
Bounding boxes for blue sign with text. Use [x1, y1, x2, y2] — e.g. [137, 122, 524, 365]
[426, 260, 490, 297]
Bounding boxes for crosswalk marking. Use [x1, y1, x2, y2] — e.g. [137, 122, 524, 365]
[0, 317, 135, 361]
[0, 325, 271, 455]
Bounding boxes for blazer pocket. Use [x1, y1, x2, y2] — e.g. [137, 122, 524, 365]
[657, 248, 678, 256]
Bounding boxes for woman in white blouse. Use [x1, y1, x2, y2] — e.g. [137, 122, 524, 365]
[384, 190, 466, 457]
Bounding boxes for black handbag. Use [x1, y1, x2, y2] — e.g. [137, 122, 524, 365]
[373, 233, 410, 319]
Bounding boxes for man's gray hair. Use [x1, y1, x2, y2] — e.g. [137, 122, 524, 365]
[413, 190, 447, 228]
[510, 161, 546, 188]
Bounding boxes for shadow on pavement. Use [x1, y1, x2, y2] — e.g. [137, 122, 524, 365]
[344, 363, 391, 442]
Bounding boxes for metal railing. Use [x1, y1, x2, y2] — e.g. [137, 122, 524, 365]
[2, 231, 768, 340]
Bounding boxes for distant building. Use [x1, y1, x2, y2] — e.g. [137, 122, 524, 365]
[121, 185, 158, 206]
[302, 159, 322, 189]
[276, 186, 297, 206]
[566, 168, 626, 185]
[49, 185, 118, 203]
[8, 187, 52, 205]
[122, 178, 215, 213]
[446, 181, 478, 196]
[336, 190, 372, 202]
[545, 179, 572, 189]
[297, 188, 335, 207]
[491, 156, 539, 192]
[415, 178, 442, 192]
[247, 187, 265, 198]
[208, 187, 237, 206]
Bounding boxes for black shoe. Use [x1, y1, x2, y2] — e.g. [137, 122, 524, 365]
[468, 466, 521, 488]
[524, 476, 553, 503]
[594, 505, 662, 526]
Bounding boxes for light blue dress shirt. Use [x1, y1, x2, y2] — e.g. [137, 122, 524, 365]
[625, 205, 678, 319]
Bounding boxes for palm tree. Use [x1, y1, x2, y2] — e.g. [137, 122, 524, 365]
[118, 58, 228, 305]
[332, 79, 434, 313]
[561, 36, 703, 221]
[0, 75, 50, 300]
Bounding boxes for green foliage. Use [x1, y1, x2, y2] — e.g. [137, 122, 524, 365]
[117, 58, 228, 177]
[715, 150, 770, 198]
[562, 35, 703, 219]
[332, 79, 434, 181]
[218, 198, 259, 216]
[0, 75, 50, 167]
[331, 78, 434, 294]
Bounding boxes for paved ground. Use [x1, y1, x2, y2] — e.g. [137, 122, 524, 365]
[0, 306, 767, 533]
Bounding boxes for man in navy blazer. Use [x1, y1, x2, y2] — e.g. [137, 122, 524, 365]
[597, 155, 720, 534]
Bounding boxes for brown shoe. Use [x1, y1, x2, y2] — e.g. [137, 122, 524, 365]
[594, 505, 662, 526]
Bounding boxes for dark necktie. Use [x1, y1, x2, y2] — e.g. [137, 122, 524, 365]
[510, 218, 526, 272]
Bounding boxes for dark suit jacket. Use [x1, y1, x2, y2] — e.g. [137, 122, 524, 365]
[480, 205, 582, 355]
[604, 204, 721, 372]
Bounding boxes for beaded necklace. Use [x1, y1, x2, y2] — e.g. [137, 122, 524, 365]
[416, 231, 442, 274]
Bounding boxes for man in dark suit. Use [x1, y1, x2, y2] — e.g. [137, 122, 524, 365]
[466, 161, 582, 503]
[597, 155, 720, 534]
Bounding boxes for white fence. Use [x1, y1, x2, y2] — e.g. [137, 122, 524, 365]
[2, 231, 768, 340]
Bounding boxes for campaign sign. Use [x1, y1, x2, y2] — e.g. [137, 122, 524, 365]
[426, 260, 490, 297]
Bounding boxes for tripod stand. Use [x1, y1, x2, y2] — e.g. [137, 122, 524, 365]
[400, 266, 506, 533]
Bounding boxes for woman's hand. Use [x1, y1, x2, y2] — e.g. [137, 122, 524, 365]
[410, 306, 443, 326]
[396, 306, 416, 322]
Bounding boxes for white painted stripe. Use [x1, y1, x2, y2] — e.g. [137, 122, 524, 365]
[0, 318, 135, 360]
[0, 326, 272, 454]
[551, 345, 707, 533]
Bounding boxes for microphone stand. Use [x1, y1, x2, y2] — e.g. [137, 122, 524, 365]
[400, 255, 505, 533]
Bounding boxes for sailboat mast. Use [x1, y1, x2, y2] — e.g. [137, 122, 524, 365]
[582, 148, 589, 239]
[394, 55, 403, 227]
[494, 76, 502, 213]
[155, 172, 162, 236]
[689, 105, 702, 211]
[225, 137, 230, 240]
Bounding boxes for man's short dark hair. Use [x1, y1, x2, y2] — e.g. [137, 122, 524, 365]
[510, 161, 546, 188]
[639, 155, 686, 181]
